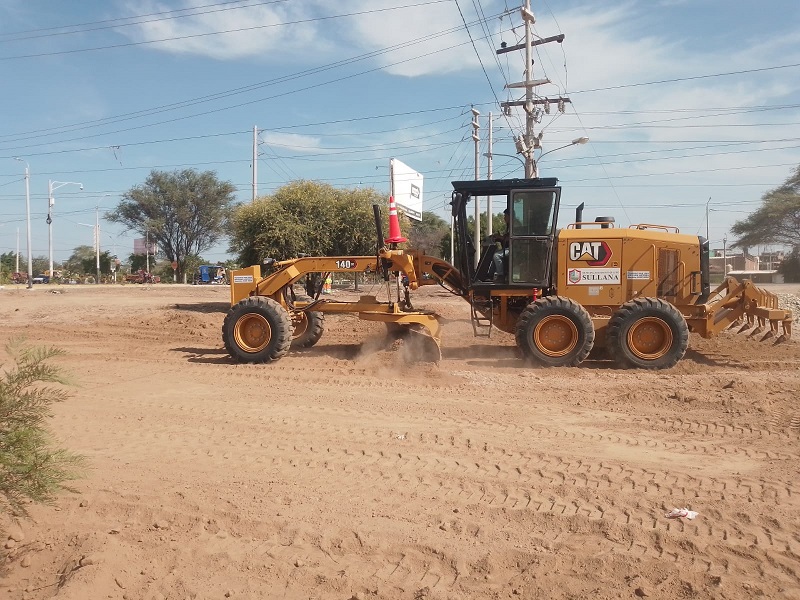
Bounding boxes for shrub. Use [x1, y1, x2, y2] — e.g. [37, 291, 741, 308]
[0, 341, 83, 516]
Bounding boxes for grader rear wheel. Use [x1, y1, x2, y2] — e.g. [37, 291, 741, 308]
[515, 296, 595, 367]
[606, 298, 688, 369]
[291, 310, 325, 349]
[222, 296, 293, 363]
[286, 292, 325, 349]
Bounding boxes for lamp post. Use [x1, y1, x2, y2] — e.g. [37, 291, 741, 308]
[486, 152, 525, 167]
[13, 158, 33, 289]
[534, 137, 590, 176]
[48, 180, 83, 277]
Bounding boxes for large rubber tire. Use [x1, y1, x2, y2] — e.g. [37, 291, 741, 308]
[291, 311, 325, 349]
[515, 296, 595, 367]
[287, 293, 324, 349]
[606, 298, 689, 369]
[222, 296, 293, 363]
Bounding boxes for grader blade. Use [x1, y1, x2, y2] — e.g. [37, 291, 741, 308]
[405, 326, 443, 363]
[383, 322, 442, 363]
[360, 309, 442, 363]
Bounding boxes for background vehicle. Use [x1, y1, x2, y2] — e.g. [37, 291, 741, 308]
[223, 178, 792, 369]
[125, 270, 160, 284]
[194, 265, 227, 285]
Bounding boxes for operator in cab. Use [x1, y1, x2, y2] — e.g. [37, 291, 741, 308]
[491, 209, 511, 282]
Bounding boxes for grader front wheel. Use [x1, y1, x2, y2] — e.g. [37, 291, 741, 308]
[515, 297, 595, 367]
[223, 296, 293, 363]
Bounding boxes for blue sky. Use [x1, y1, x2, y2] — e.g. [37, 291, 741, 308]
[1, 0, 799, 266]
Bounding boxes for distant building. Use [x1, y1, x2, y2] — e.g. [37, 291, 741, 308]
[726, 270, 784, 284]
[709, 251, 758, 275]
[759, 250, 785, 270]
[709, 247, 786, 279]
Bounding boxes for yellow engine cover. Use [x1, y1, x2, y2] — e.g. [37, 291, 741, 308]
[556, 226, 703, 307]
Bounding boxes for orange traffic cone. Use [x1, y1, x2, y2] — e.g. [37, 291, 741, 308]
[384, 196, 407, 244]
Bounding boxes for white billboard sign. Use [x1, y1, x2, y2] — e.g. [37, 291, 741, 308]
[390, 158, 423, 221]
[134, 238, 158, 255]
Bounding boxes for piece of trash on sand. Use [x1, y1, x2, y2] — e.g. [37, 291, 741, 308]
[665, 507, 698, 520]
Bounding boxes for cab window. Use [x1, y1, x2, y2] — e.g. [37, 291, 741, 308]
[511, 190, 556, 237]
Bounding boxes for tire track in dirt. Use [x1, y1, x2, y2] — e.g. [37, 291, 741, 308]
[70, 399, 799, 589]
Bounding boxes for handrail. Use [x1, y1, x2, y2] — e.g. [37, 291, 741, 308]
[565, 221, 616, 229]
[630, 223, 680, 233]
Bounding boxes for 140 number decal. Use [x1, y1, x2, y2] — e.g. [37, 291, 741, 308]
[335, 259, 358, 269]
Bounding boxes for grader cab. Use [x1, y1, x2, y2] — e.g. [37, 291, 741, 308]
[223, 177, 792, 369]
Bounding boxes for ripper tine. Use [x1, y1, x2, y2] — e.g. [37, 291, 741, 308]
[760, 329, 775, 342]
[737, 321, 752, 334]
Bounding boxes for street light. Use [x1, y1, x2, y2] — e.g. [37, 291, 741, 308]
[48, 180, 83, 277]
[485, 152, 525, 167]
[12, 158, 32, 289]
[536, 136, 590, 167]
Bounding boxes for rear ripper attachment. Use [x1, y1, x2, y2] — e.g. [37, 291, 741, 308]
[689, 277, 792, 343]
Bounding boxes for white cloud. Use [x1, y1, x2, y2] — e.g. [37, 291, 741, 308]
[262, 131, 322, 152]
[117, 0, 480, 75]
[119, 0, 328, 61]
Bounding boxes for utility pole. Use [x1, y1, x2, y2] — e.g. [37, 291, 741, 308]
[487, 112, 493, 236]
[23, 162, 32, 289]
[252, 126, 258, 202]
[48, 179, 82, 277]
[95, 206, 101, 284]
[498, 1, 569, 177]
[472, 107, 480, 267]
[16, 228, 20, 273]
[146, 229, 150, 274]
[722, 235, 727, 277]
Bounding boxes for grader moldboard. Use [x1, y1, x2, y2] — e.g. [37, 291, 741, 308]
[223, 177, 792, 369]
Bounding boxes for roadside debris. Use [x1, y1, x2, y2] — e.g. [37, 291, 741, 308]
[665, 507, 698, 520]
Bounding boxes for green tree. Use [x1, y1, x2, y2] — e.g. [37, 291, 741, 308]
[0, 252, 22, 284]
[229, 181, 401, 266]
[731, 165, 800, 249]
[64, 246, 95, 275]
[1, 341, 83, 516]
[108, 169, 236, 281]
[31, 256, 48, 277]
[779, 248, 800, 283]
[408, 213, 449, 258]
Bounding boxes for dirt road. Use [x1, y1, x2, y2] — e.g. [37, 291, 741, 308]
[1, 283, 798, 600]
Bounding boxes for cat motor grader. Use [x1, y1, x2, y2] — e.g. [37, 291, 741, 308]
[223, 177, 792, 368]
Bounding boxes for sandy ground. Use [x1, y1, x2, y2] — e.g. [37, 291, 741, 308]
[0, 282, 799, 600]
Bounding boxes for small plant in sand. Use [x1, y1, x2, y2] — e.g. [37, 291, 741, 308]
[0, 340, 83, 516]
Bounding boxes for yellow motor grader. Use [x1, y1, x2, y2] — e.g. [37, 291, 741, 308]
[224, 177, 792, 369]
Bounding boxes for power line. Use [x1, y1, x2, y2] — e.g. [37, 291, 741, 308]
[0, 0, 290, 41]
[571, 62, 800, 94]
[0, 0, 451, 61]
